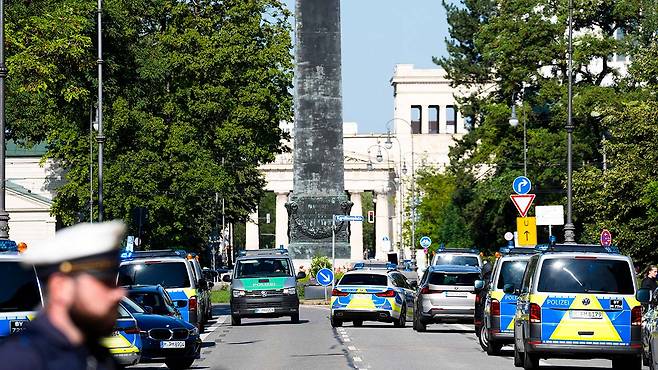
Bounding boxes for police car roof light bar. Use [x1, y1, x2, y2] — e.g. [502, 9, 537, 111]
[436, 247, 479, 254]
[536, 243, 620, 254]
[238, 248, 289, 257]
[499, 246, 540, 256]
[120, 249, 186, 260]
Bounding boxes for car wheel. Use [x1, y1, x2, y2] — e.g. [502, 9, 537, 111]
[394, 305, 406, 328]
[413, 313, 426, 332]
[164, 358, 195, 370]
[353, 320, 363, 327]
[613, 355, 641, 370]
[479, 325, 489, 352]
[486, 339, 502, 356]
[231, 314, 241, 326]
[522, 350, 538, 370]
[330, 316, 342, 328]
[291, 313, 300, 324]
[197, 321, 204, 333]
[513, 342, 523, 368]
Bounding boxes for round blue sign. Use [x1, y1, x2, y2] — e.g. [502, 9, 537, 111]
[513, 176, 532, 195]
[316, 268, 334, 287]
[419, 236, 432, 248]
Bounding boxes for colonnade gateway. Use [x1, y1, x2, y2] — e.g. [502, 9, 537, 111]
[246, 64, 470, 267]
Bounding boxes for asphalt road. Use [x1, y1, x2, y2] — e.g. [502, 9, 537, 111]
[131, 305, 639, 370]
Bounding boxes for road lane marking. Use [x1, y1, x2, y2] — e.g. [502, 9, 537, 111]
[455, 324, 474, 332]
[352, 357, 362, 362]
[347, 345, 357, 351]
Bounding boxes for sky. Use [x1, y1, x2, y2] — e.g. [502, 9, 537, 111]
[282, 0, 450, 134]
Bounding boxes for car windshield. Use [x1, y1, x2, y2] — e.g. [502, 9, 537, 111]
[121, 298, 146, 314]
[429, 272, 479, 286]
[434, 255, 479, 267]
[235, 258, 291, 278]
[129, 292, 170, 315]
[537, 258, 634, 294]
[339, 274, 388, 286]
[118, 261, 190, 288]
[497, 260, 529, 290]
[0, 261, 41, 312]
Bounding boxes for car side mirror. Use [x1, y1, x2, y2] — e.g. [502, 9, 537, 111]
[198, 278, 208, 290]
[208, 281, 214, 289]
[637, 287, 652, 304]
[410, 280, 418, 289]
[503, 283, 515, 294]
[222, 275, 232, 283]
[474, 280, 485, 290]
[175, 300, 187, 308]
[143, 305, 154, 314]
[296, 271, 307, 280]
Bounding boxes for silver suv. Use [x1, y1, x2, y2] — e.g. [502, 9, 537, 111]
[413, 265, 481, 331]
[431, 248, 482, 268]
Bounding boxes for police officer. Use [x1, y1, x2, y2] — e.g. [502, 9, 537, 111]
[642, 264, 658, 291]
[0, 221, 127, 370]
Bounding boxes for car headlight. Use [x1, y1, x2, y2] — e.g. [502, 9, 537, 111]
[283, 287, 297, 295]
[189, 327, 199, 336]
[232, 289, 245, 298]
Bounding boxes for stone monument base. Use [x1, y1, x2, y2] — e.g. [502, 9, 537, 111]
[288, 241, 350, 260]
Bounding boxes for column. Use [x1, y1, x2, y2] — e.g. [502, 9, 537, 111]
[439, 104, 447, 134]
[349, 191, 364, 261]
[375, 187, 391, 260]
[245, 207, 259, 250]
[275, 191, 289, 248]
[421, 105, 430, 134]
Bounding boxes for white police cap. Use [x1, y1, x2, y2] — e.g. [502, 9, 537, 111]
[22, 220, 126, 266]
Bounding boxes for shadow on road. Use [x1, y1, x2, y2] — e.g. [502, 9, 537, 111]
[422, 328, 474, 334]
[225, 339, 264, 345]
[212, 304, 230, 316]
[238, 319, 310, 326]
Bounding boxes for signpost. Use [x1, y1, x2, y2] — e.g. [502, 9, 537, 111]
[316, 268, 334, 303]
[419, 236, 432, 249]
[600, 229, 612, 246]
[332, 215, 364, 289]
[517, 217, 538, 246]
[510, 194, 536, 218]
[513, 176, 532, 195]
[536, 205, 565, 237]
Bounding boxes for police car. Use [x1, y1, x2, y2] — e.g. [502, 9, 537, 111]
[0, 249, 41, 339]
[330, 264, 415, 327]
[512, 244, 642, 370]
[118, 250, 206, 331]
[224, 249, 305, 325]
[479, 246, 534, 355]
[0, 244, 141, 366]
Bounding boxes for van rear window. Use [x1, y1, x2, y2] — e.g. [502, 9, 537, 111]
[497, 260, 528, 289]
[0, 262, 40, 312]
[429, 272, 479, 286]
[537, 258, 634, 294]
[118, 262, 190, 288]
[434, 255, 479, 267]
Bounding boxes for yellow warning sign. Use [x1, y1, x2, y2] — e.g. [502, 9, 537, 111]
[517, 217, 537, 246]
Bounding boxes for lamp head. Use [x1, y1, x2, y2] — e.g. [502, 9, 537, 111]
[384, 132, 393, 149]
[509, 105, 519, 127]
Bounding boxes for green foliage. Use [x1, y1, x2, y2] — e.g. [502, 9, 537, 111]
[309, 255, 332, 278]
[7, 0, 293, 251]
[430, 0, 649, 253]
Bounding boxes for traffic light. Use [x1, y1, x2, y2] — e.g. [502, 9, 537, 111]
[367, 210, 375, 223]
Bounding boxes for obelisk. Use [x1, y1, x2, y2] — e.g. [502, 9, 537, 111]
[286, 0, 351, 259]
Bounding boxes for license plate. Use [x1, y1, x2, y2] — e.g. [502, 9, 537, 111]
[10, 320, 28, 334]
[446, 292, 467, 298]
[160, 341, 186, 349]
[254, 308, 275, 314]
[570, 310, 603, 319]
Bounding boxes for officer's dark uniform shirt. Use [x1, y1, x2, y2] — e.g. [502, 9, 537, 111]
[642, 276, 658, 292]
[0, 315, 117, 370]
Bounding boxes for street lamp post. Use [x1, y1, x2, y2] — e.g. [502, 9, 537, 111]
[384, 117, 416, 257]
[0, 0, 9, 239]
[97, 0, 105, 222]
[563, 0, 576, 243]
[509, 96, 527, 177]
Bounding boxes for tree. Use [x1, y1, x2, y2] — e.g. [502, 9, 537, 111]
[7, 0, 293, 250]
[430, 0, 642, 249]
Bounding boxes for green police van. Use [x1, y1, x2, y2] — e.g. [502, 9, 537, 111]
[224, 249, 306, 326]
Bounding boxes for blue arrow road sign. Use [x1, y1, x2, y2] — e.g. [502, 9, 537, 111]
[316, 268, 334, 287]
[513, 176, 532, 195]
[334, 215, 364, 222]
[419, 236, 432, 248]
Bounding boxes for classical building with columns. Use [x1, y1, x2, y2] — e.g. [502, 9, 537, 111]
[247, 64, 470, 265]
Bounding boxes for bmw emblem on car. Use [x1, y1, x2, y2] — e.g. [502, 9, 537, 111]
[582, 298, 590, 306]
[261, 291, 267, 297]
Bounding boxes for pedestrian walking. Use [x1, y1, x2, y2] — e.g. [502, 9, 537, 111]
[0, 221, 127, 370]
[641, 264, 658, 292]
